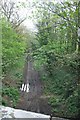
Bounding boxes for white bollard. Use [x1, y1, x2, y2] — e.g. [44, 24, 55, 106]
[26, 83, 30, 93]
[20, 83, 30, 93]
[20, 83, 25, 91]
[24, 84, 27, 92]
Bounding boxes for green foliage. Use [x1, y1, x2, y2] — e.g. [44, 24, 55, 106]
[1, 18, 29, 108]
[41, 55, 78, 118]
[32, 1, 79, 119]
[2, 19, 26, 74]
[2, 87, 19, 107]
[48, 96, 61, 107]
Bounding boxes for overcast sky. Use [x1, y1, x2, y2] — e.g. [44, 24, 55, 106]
[18, 0, 36, 31]
[13, 0, 69, 31]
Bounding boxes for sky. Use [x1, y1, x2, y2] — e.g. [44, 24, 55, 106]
[15, 0, 36, 31]
[12, 0, 37, 31]
[14, 0, 65, 31]
[13, 0, 76, 31]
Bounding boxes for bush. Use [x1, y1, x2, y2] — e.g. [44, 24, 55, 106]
[2, 87, 19, 107]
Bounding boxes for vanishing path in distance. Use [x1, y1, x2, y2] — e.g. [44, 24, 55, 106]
[16, 50, 52, 115]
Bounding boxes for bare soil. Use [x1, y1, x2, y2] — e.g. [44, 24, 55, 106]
[16, 60, 52, 115]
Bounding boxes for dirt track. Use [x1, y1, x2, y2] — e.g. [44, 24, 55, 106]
[16, 57, 52, 115]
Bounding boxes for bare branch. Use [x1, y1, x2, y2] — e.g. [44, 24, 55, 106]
[13, 17, 26, 29]
[1, 0, 26, 28]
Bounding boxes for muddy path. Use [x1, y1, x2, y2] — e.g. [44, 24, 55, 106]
[16, 54, 52, 115]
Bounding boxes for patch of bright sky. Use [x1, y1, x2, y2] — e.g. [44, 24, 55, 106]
[12, 0, 36, 31]
[13, 0, 63, 31]
[13, 0, 78, 31]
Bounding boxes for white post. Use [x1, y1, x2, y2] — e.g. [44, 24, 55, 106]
[26, 83, 30, 93]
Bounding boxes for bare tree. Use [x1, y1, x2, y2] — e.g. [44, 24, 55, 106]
[0, 0, 27, 28]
